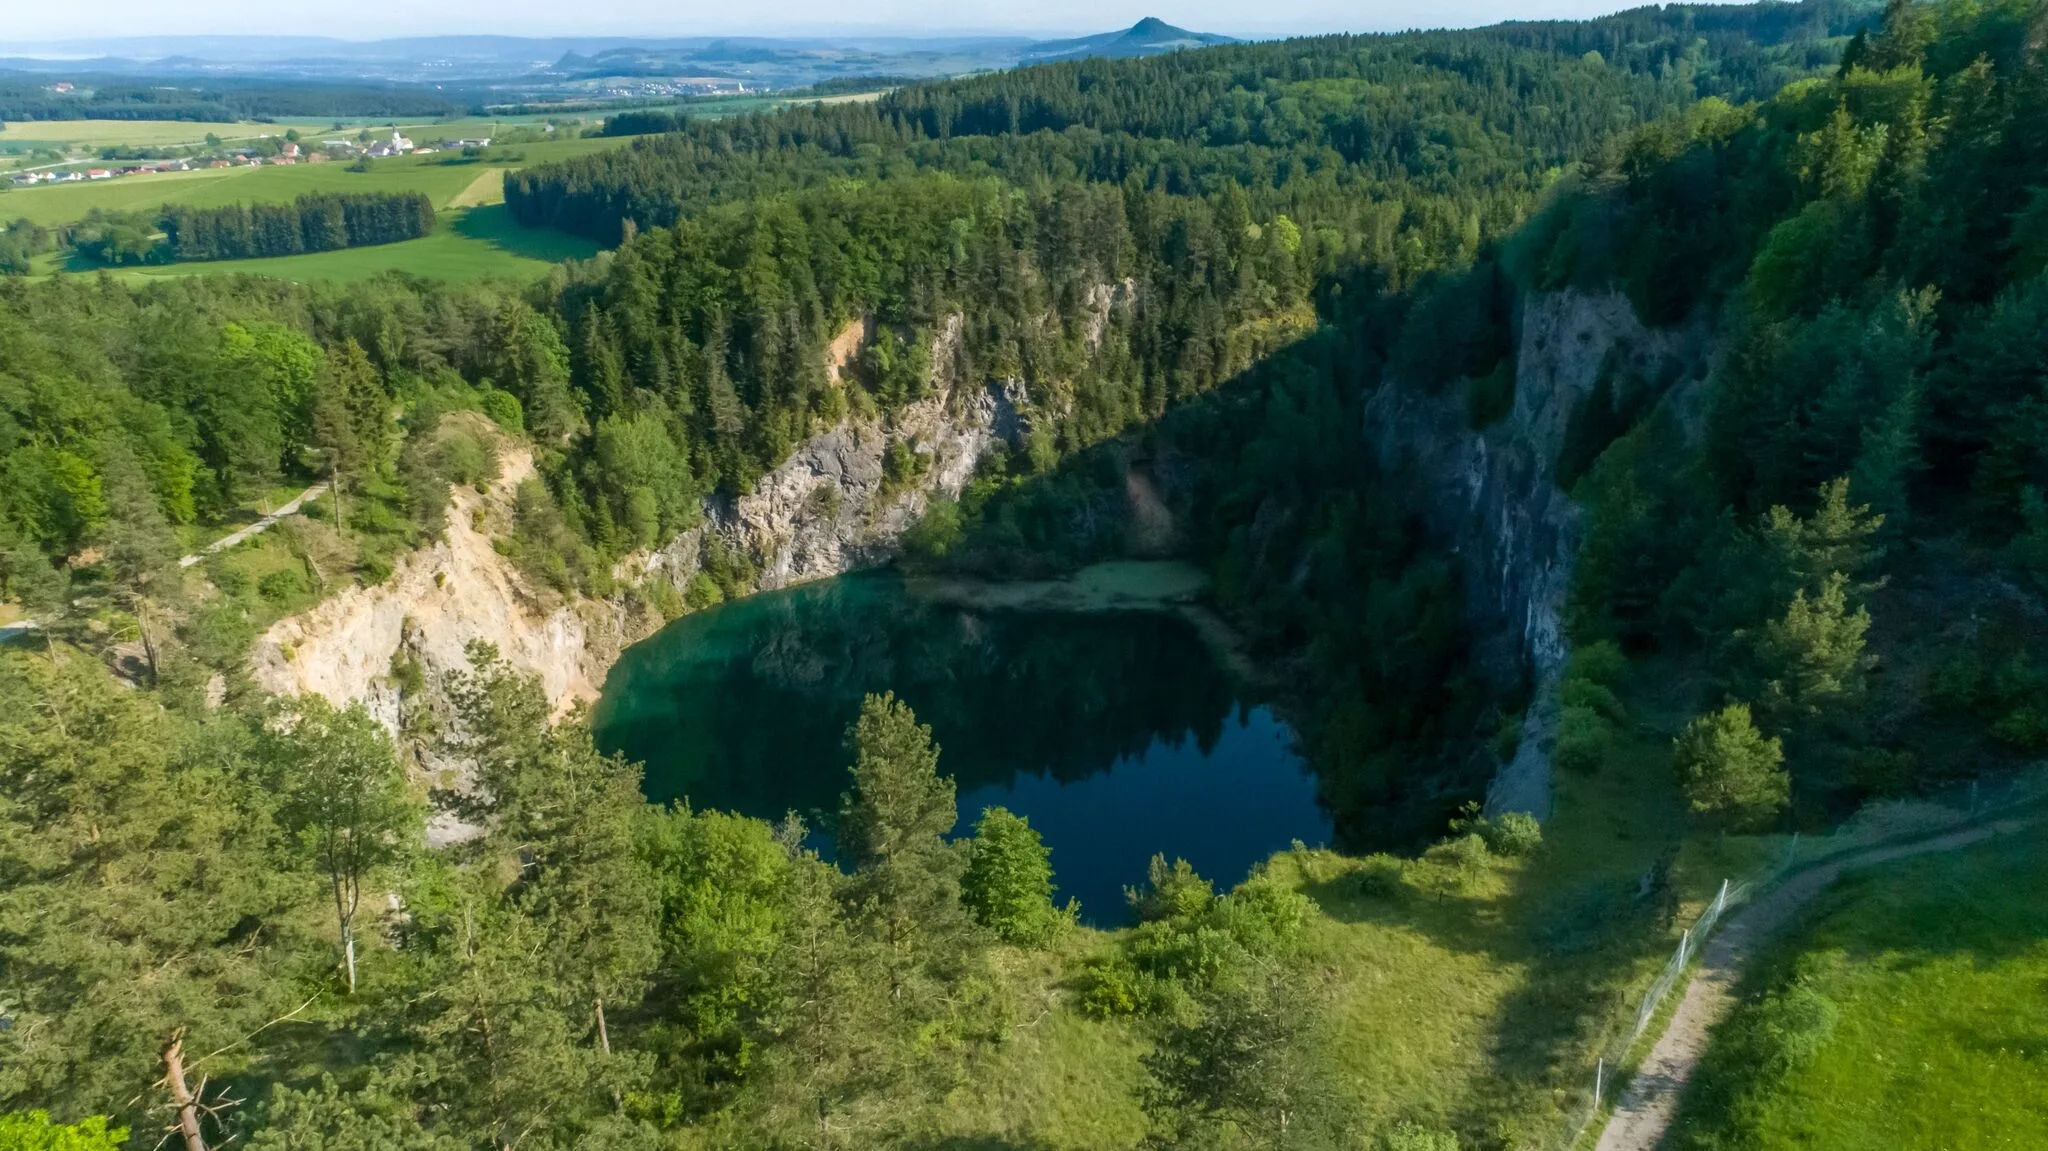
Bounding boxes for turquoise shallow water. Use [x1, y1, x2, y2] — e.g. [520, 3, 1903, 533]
[591, 571, 1332, 923]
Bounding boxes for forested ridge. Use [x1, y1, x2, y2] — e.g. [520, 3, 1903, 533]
[0, 76, 468, 123]
[29, 0, 2048, 1147]
[1519, 0, 2048, 820]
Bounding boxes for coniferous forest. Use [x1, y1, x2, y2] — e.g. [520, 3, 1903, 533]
[6, 0, 2048, 1146]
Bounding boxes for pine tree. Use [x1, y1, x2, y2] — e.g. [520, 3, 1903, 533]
[1674, 703, 1789, 830]
[837, 693, 969, 1000]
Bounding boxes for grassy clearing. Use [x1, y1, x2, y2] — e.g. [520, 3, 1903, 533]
[42, 203, 600, 284]
[1665, 828, 2048, 1149]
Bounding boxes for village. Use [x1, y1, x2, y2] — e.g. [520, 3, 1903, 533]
[7, 128, 496, 188]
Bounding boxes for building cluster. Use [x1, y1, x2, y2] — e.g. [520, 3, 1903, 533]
[4, 130, 483, 189]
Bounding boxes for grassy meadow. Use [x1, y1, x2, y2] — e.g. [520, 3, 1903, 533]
[1664, 828, 2048, 1150]
[4, 136, 628, 282]
[910, 663, 1714, 1147]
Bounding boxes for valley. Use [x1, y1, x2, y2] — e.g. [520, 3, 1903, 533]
[3, 0, 2047, 1148]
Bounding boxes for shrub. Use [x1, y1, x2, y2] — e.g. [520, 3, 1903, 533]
[1566, 639, 1627, 686]
[962, 806, 1071, 947]
[208, 562, 252, 597]
[1560, 675, 1628, 724]
[1483, 811, 1544, 857]
[434, 431, 496, 487]
[1674, 702, 1788, 830]
[479, 387, 524, 432]
[1553, 704, 1615, 773]
[257, 568, 305, 603]
[1992, 705, 2048, 751]
[1126, 854, 1214, 924]
[1354, 853, 1408, 899]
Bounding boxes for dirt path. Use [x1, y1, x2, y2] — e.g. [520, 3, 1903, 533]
[1594, 816, 2034, 1151]
[178, 481, 329, 568]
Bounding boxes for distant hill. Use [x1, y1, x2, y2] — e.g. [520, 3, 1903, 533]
[0, 22, 1241, 93]
[1021, 17, 1237, 63]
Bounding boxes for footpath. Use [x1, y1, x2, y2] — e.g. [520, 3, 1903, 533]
[1594, 816, 2034, 1150]
[178, 481, 329, 568]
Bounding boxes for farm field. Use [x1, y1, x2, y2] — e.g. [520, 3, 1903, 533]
[1664, 827, 2048, 1150]
[7, 135, 632, 283]
[0, 135, 635, 226]
[37, 202, 601, 283]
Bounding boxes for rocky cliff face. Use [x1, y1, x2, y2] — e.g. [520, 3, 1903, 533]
[253, 312, 1033, 729]
[636, 314, 1020, 594]
[250, 428, 648, 729]
[1364, 290, 1709, 817]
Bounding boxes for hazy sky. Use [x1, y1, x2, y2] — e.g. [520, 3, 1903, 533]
[6, 0, 1691, 44]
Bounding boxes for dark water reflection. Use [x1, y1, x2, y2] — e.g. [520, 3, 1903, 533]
[592, 572, 1332, 922]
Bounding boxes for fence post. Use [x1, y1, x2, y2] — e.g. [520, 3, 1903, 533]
[1595, 1058, 1604, 1110]
[1679, 927, 1691, 967]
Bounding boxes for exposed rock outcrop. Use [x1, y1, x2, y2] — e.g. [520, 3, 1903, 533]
[253, 310, 1033, 728]
[250, 429, 645, 728]
[1364, 290, 1709, 818]
[637, 315, 1017, 593]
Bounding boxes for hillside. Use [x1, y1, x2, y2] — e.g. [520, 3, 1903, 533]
[8, 1, 2048, 1148]
[1021, 17, 1239, 62]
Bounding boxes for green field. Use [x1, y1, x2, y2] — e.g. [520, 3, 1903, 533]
[1666, 828, 2048, 1149]
[6, 135, 629, 283]
[0, 118, 295, 150]
[0, 135, 631, 227]
[39, 202, 600, 284]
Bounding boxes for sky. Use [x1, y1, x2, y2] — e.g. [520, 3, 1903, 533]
[3, 0, 1699, 44]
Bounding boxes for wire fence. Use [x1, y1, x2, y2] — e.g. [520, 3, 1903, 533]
[1559, 766, 2048, 1149]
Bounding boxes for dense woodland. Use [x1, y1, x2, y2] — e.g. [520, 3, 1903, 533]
[162, 192, 438, 262]
[55, 191, 439, 267]
[12, 0, 2048, 1146]
[0, 77, 468, 123]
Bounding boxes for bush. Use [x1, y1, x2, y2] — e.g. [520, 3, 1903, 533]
[208, 563, 252, 597]
[1566, 639, 1627, 685]
[1482, 811, 1544, 857]
[962, 806, 1071, 947]
[257, 568, 305, 603]
[435, 431, 497, 487]
[1354, 853, 1408, 899]
[1674, 702, 1788, 830]
[1126, 854, 1214, 924]
[479, 387, 524, 432]
[1553, 704, 1616, 773]
[1560, 675, 1627, 724]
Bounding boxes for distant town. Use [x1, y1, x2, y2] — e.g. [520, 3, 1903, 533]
[9, 128, 505, 188]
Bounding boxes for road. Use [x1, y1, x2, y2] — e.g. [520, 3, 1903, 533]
[178, 481, 329, 568]
[1593, 816, 2035, 1151]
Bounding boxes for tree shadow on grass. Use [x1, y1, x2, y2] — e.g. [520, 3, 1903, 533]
[454, 203, 602, 263]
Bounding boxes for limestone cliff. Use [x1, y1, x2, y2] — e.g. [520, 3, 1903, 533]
[249, 427, 644, 728]
[1364, 290, 1709, 817]
[636, 315, 1019, 594]
[252, 312, 1029, 726]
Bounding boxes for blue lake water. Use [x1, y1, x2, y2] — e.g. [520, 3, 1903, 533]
[591, 570, 1332, 923]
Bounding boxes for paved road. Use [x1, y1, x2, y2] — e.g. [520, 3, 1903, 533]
[178, 481, 329, 568]
[1594, 816, 2034, 1151]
